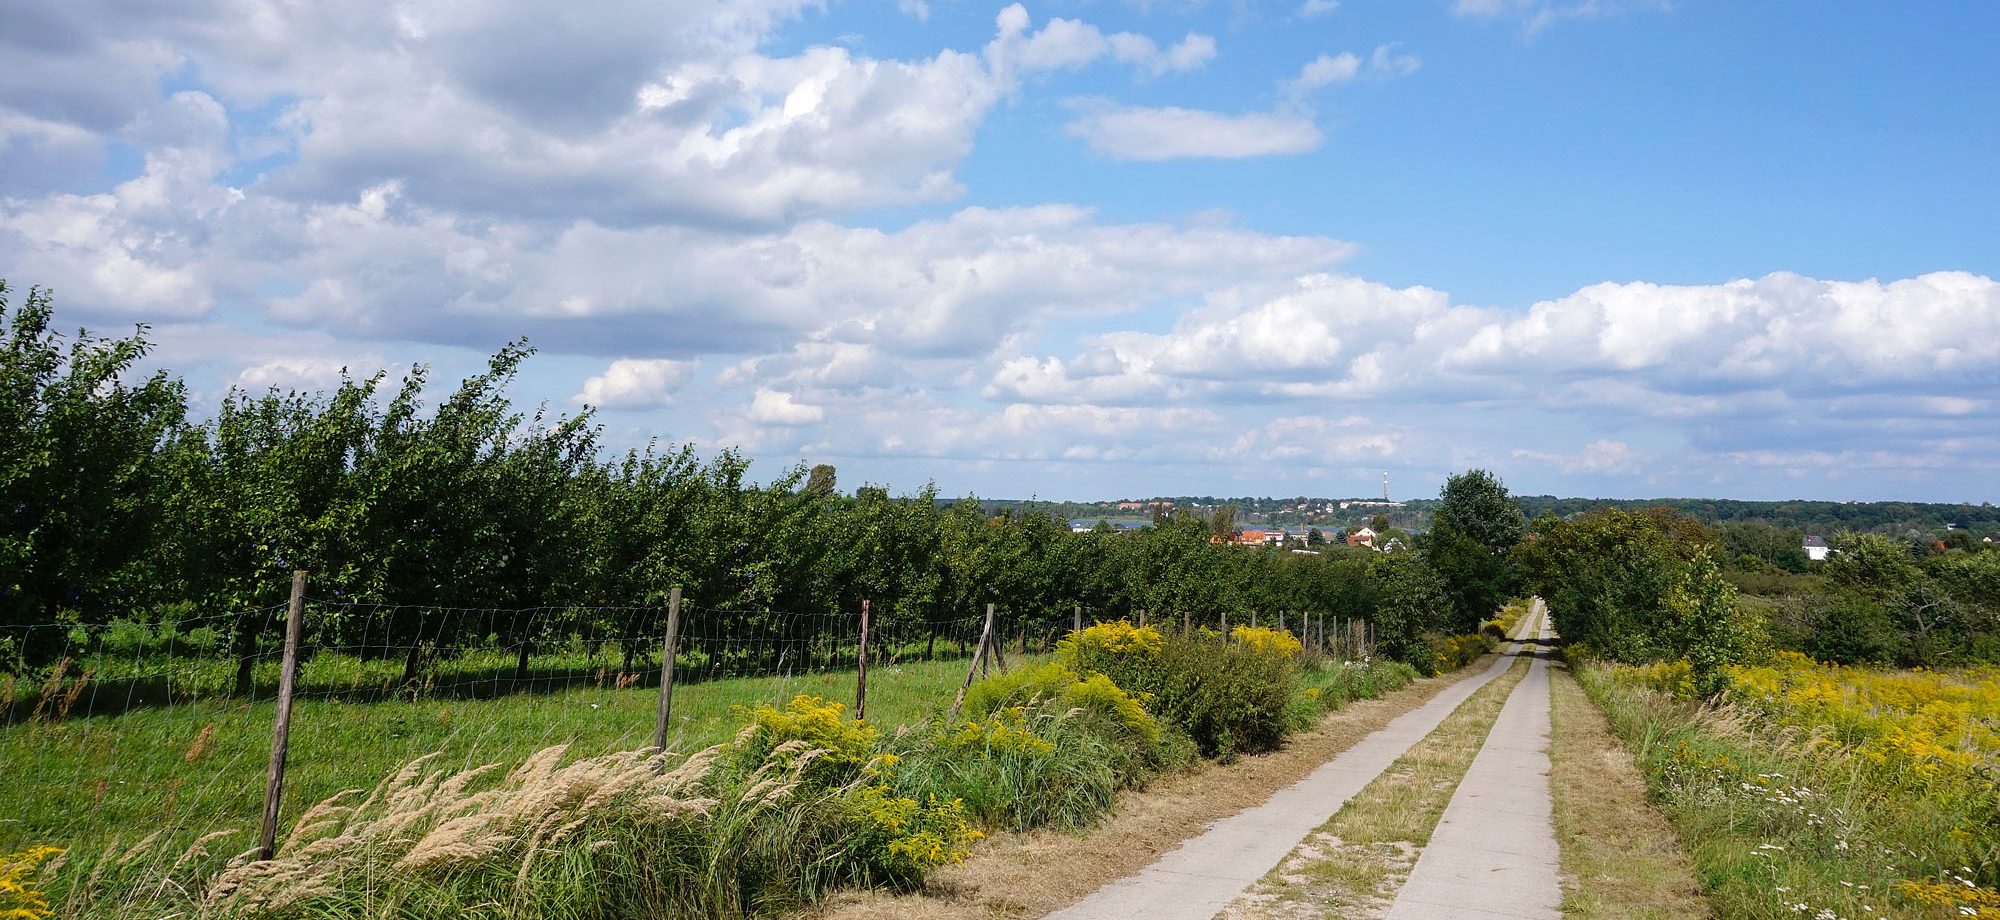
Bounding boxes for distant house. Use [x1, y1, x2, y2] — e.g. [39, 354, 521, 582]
[1379, 536, 1408, 553]
[1349, 526, 1377, 549]
[1235, 529, 1267, 546]
[1803, 535, 1831, 562]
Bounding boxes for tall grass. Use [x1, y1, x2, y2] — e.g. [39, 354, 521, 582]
[1575, 658, 2000, 919]
[0, 656, 1021, 907]
[11, 624, 1427, 919]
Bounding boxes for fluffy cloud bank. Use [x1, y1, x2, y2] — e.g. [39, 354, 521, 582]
[998, 270, 2000, 404]
[0, 0, 1991, 498]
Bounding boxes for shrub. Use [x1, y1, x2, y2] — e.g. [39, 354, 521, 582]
[1479, 599, 1527, 641]
[1148, 634, 1299, 757]
[934, 662, 1190, 830]
[962, 661, 1161, 750]
[1055, 620, 1166, 690]
[1231, 625, 1304, 658]
[1059, 623, 1298, 757]
[898, 706, 1120, 832]
[1427, 633, 1494, 673]
[726, 694, 882, 786]
[725, 694, 979, 890]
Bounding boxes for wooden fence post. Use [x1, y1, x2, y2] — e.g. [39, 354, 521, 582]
[1279, 610, 1286, 634]
[653, 586, 683, 753]
[1074, 604, 1083, 634]
[1221, 610, 1229, 634]
[1182, 609, 1190, 632]
[1137, 609, 1146, 628]
[855, 600, 871, 721]
[989, 604, 1010, 673]
[257, 570, 307, 861]
[1251, 610, 1258, 629]
[948, 606, 997, 722]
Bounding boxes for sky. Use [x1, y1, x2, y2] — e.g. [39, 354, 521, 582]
[3, 0, 1997, 503]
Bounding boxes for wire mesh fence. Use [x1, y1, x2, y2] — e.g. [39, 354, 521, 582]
[0, 587, 1374, 867]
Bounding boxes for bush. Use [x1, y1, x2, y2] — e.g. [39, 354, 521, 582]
[1055, 620, 1166, 688]
[725, 694, 882, 786]
[1154, 635, 1298, 757]
[1478, 599, 1528, 641]
[897, 705, 1121, 832]
[724, 695, 979, 890]
[962, 661, 1162, 751]
[1057, 621, 1300, 757]
[1427, 633, 1494, 673]
[1231, 625, 1303, 658]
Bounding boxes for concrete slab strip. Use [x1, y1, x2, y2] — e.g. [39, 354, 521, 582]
[1382, 603, 1560, 920]
[1040, 603, 1550, 920]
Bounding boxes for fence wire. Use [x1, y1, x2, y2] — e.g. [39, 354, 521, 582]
[0, 596, 1371, 868]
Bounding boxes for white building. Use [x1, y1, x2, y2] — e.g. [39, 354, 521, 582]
[1803, 535, 1830, 562]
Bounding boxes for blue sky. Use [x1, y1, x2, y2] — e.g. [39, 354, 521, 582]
[2, 0, 1997, 503]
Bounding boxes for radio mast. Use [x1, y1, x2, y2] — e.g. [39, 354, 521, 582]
[1382, 471, 1390, 501]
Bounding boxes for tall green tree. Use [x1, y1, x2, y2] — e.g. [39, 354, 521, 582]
[1366, 553, 1448, 672]
[1423, 469, 1525, 632]
[2, 283, 187, 645]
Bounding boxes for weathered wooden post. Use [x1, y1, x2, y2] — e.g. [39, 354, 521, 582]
[1074, 604, 1083, 634]
[653, 586, 683, 752]
[855, 599, 871, 721]
[948, 605, 997, 722]
[1182, 609, 1190, 632]
[257, 570, 307, 861]
[989, 604, 1010, 673]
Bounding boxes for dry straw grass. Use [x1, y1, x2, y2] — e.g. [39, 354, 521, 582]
[201, 742, 723, 915]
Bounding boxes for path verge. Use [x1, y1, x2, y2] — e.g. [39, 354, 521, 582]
[1545, 658, 1709, 919]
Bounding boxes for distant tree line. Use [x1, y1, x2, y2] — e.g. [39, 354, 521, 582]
[1511, 495, 2000, 541]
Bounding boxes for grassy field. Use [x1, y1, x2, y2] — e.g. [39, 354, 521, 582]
[0, 654, 1014, 864]
[1578, 653, 2000, 919]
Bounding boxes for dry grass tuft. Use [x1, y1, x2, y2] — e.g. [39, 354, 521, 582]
[201, 743, 723, 915]
[182, 724, 215, 762]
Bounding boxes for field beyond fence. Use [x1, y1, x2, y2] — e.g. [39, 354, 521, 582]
[1, 588, 1376, 875]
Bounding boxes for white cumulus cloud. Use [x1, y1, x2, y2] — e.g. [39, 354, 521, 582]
[748, 388, 826, 426]
[575, 358, 700, 409]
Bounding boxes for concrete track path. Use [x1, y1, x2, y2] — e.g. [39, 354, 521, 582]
[1041, 605, 1550, 920]
[1382, 601, 1560, 920]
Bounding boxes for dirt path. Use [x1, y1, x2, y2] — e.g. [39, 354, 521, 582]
[1381, 600, 1560, 920]
[1038, 612, 1546, 920]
